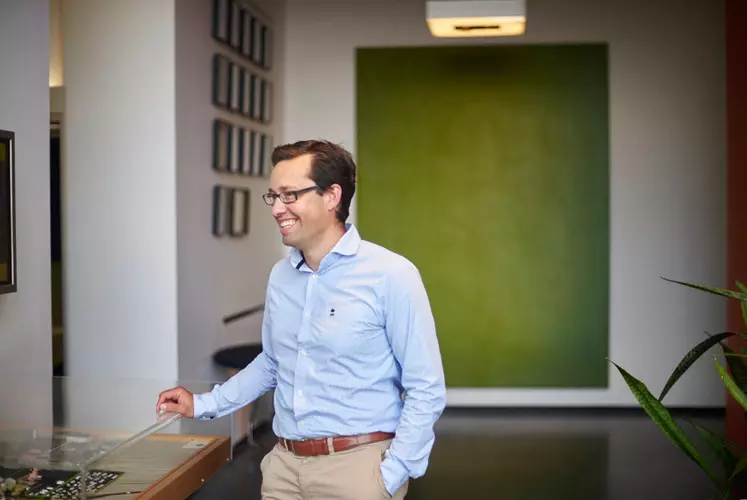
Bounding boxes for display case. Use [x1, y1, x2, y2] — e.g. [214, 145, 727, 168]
[0, 376, 232, 499]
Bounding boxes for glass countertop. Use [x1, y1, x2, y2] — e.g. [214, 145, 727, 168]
[0, 375, 231, 498]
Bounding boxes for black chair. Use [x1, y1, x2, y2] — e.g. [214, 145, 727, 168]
[212, 304, 266, 446]
[212, 344, 263, 372]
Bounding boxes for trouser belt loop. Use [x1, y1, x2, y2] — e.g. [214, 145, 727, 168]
[327, 437, 336, 455]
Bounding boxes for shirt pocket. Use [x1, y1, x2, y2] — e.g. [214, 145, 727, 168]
[312, 298, 384, 356]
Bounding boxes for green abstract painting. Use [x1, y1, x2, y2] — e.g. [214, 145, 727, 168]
[356, 45, 610, 388]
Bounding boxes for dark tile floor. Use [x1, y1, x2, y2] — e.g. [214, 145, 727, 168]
[190, 408, 724, 500]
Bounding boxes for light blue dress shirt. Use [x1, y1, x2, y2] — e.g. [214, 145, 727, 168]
[193, 224, 447, 495]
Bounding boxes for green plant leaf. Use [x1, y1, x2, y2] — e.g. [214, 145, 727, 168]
[731, 453, 747, 482]
[723, 343, 747, 394]
[716, 359, 747, 411]
[610, 360, 722, 487]
[725, 353, 747, 359]
[662, 277, 746, 301]
[658, 332, 735, 401]
[738, 282, 747, 328]
[686, 417, 735, 476]
[685, 417, 747, 486]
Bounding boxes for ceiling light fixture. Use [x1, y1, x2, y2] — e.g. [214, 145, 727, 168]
[426, 0, 526, 38]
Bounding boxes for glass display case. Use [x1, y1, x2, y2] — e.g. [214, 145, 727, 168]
[0, 376, 233, 499]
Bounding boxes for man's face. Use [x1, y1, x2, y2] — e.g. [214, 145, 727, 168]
[269, 154, 335, 249]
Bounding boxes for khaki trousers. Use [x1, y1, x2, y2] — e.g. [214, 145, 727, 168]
[260, 438, 409, 500]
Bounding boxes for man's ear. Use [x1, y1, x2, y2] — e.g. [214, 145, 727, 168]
[326, 184, 342, 213]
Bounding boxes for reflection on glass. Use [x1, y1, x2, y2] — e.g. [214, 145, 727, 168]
[0, 376, 230, 499]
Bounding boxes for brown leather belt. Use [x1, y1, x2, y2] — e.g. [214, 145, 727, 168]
[278, 431, 394, 457]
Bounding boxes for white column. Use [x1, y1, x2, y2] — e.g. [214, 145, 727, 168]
[0, 0, 53, 378]
[62, 0, 179, 380]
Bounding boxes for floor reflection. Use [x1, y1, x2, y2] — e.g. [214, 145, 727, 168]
[190, 407, 723, 500]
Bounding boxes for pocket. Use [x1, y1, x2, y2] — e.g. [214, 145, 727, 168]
[375, 467, 392, 499]
[374, 450, 393, 499]
[313, 299, 385, 358]
[260, 445, 275, 475]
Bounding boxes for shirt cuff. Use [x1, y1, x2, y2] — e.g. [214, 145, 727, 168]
[192, 393, 216, 420]
[379, 451, 409, 497]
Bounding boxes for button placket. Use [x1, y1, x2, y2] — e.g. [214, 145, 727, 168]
[294, 270, 319, 422]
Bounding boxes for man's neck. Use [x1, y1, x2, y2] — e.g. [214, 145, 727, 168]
[300, 223, 346, 271]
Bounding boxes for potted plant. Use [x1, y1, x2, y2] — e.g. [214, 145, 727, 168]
[609, 278, 747, 500]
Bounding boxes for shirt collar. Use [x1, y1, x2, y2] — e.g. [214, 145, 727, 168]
[289, 223, 361, 269]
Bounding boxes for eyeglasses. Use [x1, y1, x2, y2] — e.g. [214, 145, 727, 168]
[262, 185, 322, 206]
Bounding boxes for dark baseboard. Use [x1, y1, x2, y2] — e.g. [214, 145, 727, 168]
[440, 405, 725, 418]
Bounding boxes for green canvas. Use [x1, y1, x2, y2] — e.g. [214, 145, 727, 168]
[355, 45, 610, 388]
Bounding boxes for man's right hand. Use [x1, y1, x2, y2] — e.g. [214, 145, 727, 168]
[156, 386, 195, 419]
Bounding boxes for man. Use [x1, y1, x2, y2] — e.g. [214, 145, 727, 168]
[157, 140, 446, 499]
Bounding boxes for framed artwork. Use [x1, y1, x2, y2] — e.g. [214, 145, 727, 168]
[229, 0, 242, 49]
[230, 62, 241, 112]
[249, 130, 262, 176]
[241, 10, 253, 59]
[230, 188, 250, 237]
[244, 73, 252, 119]
[238, 68, 246, 115]
[212, 0, 229, 43]
[212, 0, 272, 70]
[261, 24, 272, 69]
[240, 130, 254, 175]
[0, 130, 16, 294]
[251, 17, 262, 64]
[356, 44, 611, 388]
[231, 124, 244, 174]
[252, 75, 262, 121]
[212, 185, 231, 237]
[261, 79, 272, 123]
[212, 120, 231, 172]
[212, 54, 231, 109]
[213, 185, 250, 238]
[261, 134, 273, 177]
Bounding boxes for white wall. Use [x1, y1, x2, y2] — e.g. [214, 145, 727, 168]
[176, 0, 287, 383]
[283, 0, 727, 406]
[0, 0, 53, 378]
[62, 0, 179, 380]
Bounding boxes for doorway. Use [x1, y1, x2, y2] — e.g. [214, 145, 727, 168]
[50, 113, 64, 376]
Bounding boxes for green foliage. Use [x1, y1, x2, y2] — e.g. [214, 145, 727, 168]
[610, 279, 747, 499]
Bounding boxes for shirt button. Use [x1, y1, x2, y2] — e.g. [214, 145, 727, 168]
[305, 312, 310, 318]
[312, 274, 318, 280]
[301, 350, 307, 357]
[297, 390, 303, 396]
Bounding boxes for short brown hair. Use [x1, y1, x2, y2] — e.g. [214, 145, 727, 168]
[272, 140, 356, 223]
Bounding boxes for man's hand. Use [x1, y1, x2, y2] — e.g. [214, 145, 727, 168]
[156, 386, 195, 418]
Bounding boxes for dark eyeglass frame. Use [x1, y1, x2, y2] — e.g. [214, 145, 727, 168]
[262, 185, 322, 206]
